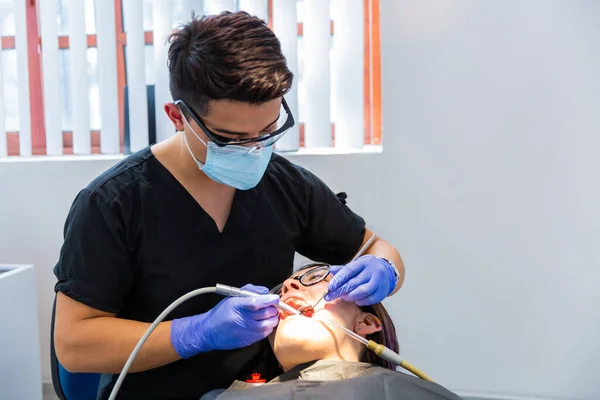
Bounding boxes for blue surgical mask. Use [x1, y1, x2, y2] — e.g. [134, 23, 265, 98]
[181, 117, 273, 190]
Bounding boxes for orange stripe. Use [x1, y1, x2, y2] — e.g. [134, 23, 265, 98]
[1, 36, 15, 49]
[267, 0, 273, 29]
[371, 0, 382, 145]
[144, 31, 153, 45]
[363, 0, 372, 144]
[28, 0, 45, 155]
[115, 0, 126, 147]
[6, 132, 19, 156]
[331, 122, 335, 147]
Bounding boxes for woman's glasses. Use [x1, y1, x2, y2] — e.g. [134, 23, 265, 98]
[269, 264, 330, 296]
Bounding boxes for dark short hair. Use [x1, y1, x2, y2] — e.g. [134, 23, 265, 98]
[167, 11, 293, 116]
[292, 262, 400, 371]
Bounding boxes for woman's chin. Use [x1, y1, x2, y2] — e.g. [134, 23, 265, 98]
[273, 317, 332, 357]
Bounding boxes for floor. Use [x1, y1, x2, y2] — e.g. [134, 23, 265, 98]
[42, 383, 59, 400]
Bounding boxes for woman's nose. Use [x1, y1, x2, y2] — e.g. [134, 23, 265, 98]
[281, 279, 301, 295]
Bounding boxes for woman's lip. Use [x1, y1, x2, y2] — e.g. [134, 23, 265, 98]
[281, 295, 309, 304]
[281, 297, 310, 311]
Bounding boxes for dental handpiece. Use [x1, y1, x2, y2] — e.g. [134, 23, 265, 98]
[215, 284, 301, 316]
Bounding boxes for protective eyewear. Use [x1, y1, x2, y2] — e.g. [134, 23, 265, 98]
[269, 264, 331, 296]
[174, 97, 295, 148]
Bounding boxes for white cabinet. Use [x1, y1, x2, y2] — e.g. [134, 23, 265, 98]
[0, 264, 42, 400]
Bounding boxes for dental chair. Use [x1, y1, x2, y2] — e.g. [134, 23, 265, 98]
[50, 295, 101, 400]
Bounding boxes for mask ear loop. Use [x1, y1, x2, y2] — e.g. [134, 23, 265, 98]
[179, 107, 209, 148]
[181, 129, 205, 169]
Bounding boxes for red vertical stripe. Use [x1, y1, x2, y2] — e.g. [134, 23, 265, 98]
[371, 0, 382, 145]
[115, 0, 126, 151]
[28, 0, 45, 155]
[363, 0, 372, 144]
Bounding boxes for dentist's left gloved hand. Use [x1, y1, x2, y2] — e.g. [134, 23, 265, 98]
[325, 255, 397, 306]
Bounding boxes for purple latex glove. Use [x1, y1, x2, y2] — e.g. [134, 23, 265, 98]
[171, 284, 280, 358]
[325, 255, 397, 306]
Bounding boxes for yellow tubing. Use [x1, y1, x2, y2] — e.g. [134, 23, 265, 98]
[366, 340, 433, 382]
[400, 360, 433, 382]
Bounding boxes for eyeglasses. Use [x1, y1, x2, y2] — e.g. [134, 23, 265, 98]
[269, 264, 331, 296]
[174, 97, 295, 147]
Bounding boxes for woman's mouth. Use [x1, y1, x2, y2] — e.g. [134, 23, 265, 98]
[279, 298, 314, 319]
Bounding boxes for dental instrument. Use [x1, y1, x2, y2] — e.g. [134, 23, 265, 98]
[108, 284, 299, 400]
[309, 233, 378, 312]
[215, 284, 301, 316]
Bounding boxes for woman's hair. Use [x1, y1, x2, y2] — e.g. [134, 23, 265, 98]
[293, 262, 400, 371]
[167, 11, 293, 117]
[358, 303, 399, 370]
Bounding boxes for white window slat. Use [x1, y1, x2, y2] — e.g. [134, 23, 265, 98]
[303, 0, 331, 148]
[152, 0, 174, 143]
[238, 0, 268, 21]
[176, 0, 203, 24]
[95, 1, 120, 154]
[331, 0, 363, 149]
[39, 0, 63, 155]
[272, 0, 299, 152]
[14, 0, 32, 156]
[68, 0, 91, 154]
[0, 47, 6, 157]
[203, 0, 236, 15]
[124, 0, 149, 152]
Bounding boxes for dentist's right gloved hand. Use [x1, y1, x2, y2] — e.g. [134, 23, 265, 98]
[170, 284, 280, 358]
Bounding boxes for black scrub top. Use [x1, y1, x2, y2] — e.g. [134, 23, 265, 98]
[53, 147, 366, 400]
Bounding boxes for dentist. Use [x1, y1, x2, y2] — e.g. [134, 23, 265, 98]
[53, 11, 404, 399]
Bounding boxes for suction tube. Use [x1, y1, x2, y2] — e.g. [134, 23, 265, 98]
[108, 286, 218, 400]
[319, 318, 433, 381]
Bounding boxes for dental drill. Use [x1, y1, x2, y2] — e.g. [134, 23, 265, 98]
[215, 284, 301, 316]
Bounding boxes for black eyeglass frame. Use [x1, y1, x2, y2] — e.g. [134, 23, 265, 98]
[174, 97, 295, 147]
[269, 263, 331, 295]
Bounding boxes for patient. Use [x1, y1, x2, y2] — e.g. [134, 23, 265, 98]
[202, 262, 462, 400]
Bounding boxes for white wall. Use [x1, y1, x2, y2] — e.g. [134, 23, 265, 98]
[1, 1, 599, 399]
